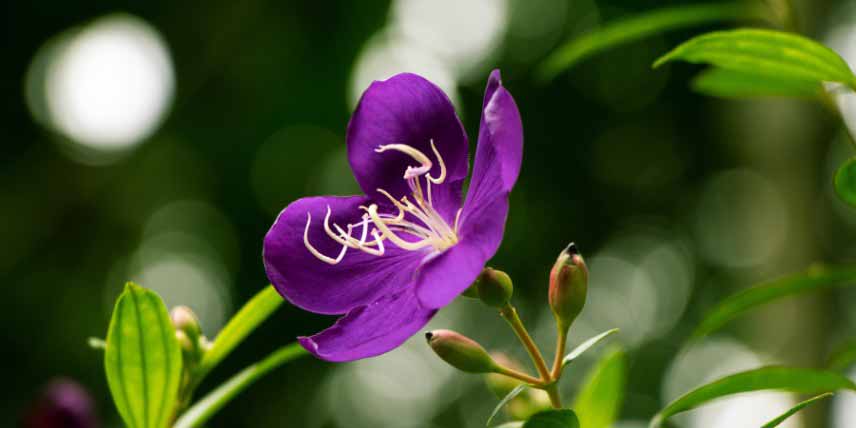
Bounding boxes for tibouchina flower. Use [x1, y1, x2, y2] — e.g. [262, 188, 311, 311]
[263, 70, 523, 362]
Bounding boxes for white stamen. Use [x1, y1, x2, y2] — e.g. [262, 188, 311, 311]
[304, 139, 459, 264]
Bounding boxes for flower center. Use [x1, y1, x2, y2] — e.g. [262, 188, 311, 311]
[304, 139, 461, 265]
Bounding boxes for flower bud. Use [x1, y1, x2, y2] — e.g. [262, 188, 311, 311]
[426, 329, 499, 373]
[170, 306, 205, 366]
[549, 243, 588, 331]
[171, 306, 202, 340]
[475, 267, 513, 308]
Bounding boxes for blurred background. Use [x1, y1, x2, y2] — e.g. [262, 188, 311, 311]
[6, 0, 856, 426]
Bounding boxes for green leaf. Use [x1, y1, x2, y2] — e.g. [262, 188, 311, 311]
[690, 265, 856, 340]
[494, 423, 524, 428]
[835, 158, 856, 207]
[173, 342, 307, 428]
[105, 283, 183, 428]
[561, 328, 619, 368]
[194, 285, 283, 383]
[573, 346, 626, 428]
[692, 68, 823, 98]
[523, 409, 580, 428]
[761, 393, 833, 428]
[536, 2, 762, 82]
[650, 366, 856, 428]
[654, 29, 856, 89]
[487, 384, 529, 427]
[828, 339, 856, 372]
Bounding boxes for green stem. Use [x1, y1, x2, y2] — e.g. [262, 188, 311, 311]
[544, 383, 563, 409]
[499, 305, 552, 383]
[551, 324, 569, 380]
[494, 365, 544, 385]
[173, 342, 308, 428]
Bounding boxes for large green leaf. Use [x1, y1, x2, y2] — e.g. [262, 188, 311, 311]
[834, 158, 856, 207]
[194, 285, 283, 382]
[692, 68, 822, 98]
[650, 366, 856, 427]
[561, 328, 619, 368]
[536, 3, 760, 82]
[654, 29, 856, 89]
[105, 283, 183, 428]
[761, 393, 833, 428]
[523, 409, 580, 428]
[690, 265, 856, 340]
[573, 346, 626, 428]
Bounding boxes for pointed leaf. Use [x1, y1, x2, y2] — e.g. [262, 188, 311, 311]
[487, 384, 529, 427]
[761, 393, 833, 428]
[523, 409, 580, 428]
[690, 265, 856, 340]
[573, 346, 626, 428]
[692, 68, 823, 99]
[835, 158, 856, 207]
[562, 328, 619, 368]
[654, 29, 856, 89]
[536, 2, 761, 81]
[650, 366, 856, 428]
[105, 283, 183, 428]
[195, 285, 283, 382]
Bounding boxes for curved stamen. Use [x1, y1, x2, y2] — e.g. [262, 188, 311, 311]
[365, 204, 432, 251]
[304, 213, 348, 265]
[375, 144, 432, 180]
[426, 139, 446, 184]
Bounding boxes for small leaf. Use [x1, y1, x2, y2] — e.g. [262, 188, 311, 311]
[523, 409, 580, 428]
[654, 29, 856, 89]
[828, 339, 856, 372]
[105, 283, 183, 428]
[573, 346, 626, 428]
[487, 384, 529, 427]
[690, 265, 856, 340]
[761, 393, 833, 428]
[692, 68, 822, 99]
[561, 328, 619, 368]
[835, 158, 856, 207]
[536, 2, 762, 82]
[650, 366, 856, 427]
[195, 285, 283, 382]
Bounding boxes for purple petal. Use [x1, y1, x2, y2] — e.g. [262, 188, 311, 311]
[414, 70, 523, 309]
[465, 70, 523, 209]
[347, 73, 468, 221]
[299, 289, 436, 362]
[264, 195, 424, 315]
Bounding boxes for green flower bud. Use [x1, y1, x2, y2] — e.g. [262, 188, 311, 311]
[170, 306, 205, 366]
[475, 267, 513, 308]
[426, 330, 499, 374]
[548, 243, 588, 331]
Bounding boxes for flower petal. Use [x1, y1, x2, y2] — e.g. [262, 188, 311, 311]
[298, 289, 436, 362]
[263, 195, 424, 315]
[414, 70, 522, 309]
[414, 196, 509, 308]
[347, 73, 468, 220]
[463, 69, 523, 211]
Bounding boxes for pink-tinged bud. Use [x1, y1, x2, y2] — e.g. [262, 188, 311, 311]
[475, 267, 513, 308]
[426, 330, 499, 374]
[549, 243, 588, 331]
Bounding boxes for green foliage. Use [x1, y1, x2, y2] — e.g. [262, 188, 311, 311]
[487, 384, 530, 427]
[654, 29, 856, 91]
[690, 265, 856, 339]
[195, 285, 283, 382]
[692, 68, 822, 98]
[835, 158, 856, 207]
[761, 393, 833, 428]
[572, 346, 626, 428]
[105, 283, 183, 428]
[561, 328, 619, 368]
[523, 409, 580, 428]
[536, 2, 762, 82]
[650, 366, 856, 427]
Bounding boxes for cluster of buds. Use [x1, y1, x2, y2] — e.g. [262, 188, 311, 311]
[170, 305, 210, 408]
[426, 243, 589, 414]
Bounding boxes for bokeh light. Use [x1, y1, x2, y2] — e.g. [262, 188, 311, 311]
[26, 14, 174, 163]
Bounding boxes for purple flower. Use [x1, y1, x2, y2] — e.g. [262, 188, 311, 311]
[263, 70, 523, 362]
[24, 379, 100, 428]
